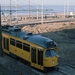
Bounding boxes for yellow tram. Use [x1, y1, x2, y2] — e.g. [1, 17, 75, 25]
[2, 25, 59, 71]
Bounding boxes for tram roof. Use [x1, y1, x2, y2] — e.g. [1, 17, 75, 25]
[2, 26, 54, 48]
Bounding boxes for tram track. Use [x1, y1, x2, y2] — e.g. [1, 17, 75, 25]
[0, 53, 68, 75]
[31, 66, 68, 75]
[56, 65, 75, 75]
[31, 64, 75, 75]
[57, 70, 69, 75]
[67, 64, 75, 69]
[1, 53, 75, 75]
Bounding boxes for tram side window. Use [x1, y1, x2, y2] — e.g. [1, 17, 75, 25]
[23, 43, 30, 52]
[16, 40, 22, 49]
[10, 38, 15, 46]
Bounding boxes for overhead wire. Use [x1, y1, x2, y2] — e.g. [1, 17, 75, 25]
[1, 0, 42, 12]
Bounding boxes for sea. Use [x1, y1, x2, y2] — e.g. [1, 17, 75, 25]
[1, 5, 75, 15]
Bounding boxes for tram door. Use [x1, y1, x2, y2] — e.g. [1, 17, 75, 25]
[3, 37, 9, 54]
[31, 47, 43, 70]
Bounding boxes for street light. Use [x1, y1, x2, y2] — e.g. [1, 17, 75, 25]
[41, 1, 43, 24]
[29, 0, 30, 21]
[37, 1, 38, 20]
[67, 0, 69, 15]
[10, 0, 12, 25]
[0, 5, 3, 57]
[64, 2, 66, 18]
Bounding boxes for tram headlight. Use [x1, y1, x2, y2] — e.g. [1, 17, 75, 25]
[52, 61, 55, 64]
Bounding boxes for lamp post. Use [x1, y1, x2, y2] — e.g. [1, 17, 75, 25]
[37, 0, 38, 20]
[15, 0, 17, 18]
[0, 5, 3, 57]
[67, 0, 69, 15]
[64, 2, 66, 18]
[41, 1, 43, 24]
[29, 0, 30, 21]
[10, 0, 12, 25]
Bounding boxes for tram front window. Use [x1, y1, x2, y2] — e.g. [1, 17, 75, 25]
[45, 50, 57, 57]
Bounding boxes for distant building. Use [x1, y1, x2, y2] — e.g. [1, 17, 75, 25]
[69, 12, 75, 18]
[70, 12, 74, 15]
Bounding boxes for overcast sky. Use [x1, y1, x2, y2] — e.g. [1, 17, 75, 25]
[0, 0, 75, 6]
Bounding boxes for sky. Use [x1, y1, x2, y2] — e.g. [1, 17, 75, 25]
[0, 0, 75, 6]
